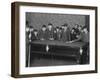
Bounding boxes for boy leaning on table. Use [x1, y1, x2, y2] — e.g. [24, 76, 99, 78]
[69, 25, 89, 64]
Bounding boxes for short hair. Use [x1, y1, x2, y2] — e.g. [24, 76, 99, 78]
[61, 24, 65, 27]
[42, 25, 46, 28]
[79, 25, 82, 27]
[72, 28, 75, 30]
[71, 28, 76, 32]
[75, 24, 79, 27]
[64, 23, 68, 26]
[33, 29, 38, 32]
[82, 26, 87, 30]
[62, 23, 68, 27]
[59, 27, 62, 30]
[48, 23, 53, 26]
[29, 26, 33, 29]
[56, 26, 59, 29]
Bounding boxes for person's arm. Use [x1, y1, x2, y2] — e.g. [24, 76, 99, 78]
[68, 34, 81, 43]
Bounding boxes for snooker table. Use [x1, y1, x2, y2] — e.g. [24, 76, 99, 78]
[29, 40, 87, 65]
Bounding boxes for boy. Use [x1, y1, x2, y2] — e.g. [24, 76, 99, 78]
[26, 21, 30, 67]
[61, 24, 71, 42]
[54, 26, 62, 40]
[31, 29, 39, 41]
[79, 26, 89, 64]
[38, 25, 47, 40]
[26, 24, 34, 67]
[46, 23, 55, 40]
[29, 26, 34, 42]
[81, 26, 89, 43]
[70, 28, 77, 41]
[74, 24, 80, 35]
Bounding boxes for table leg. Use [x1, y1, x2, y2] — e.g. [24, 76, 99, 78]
[28, 45, 31, 67]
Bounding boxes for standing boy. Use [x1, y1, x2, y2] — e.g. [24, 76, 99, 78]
[38, 25, 47, 40]
[31, 29, 39, 41]
[54, 26, 62, 40]
[46, 23, 55, 40]
[61, 24, 71, 42]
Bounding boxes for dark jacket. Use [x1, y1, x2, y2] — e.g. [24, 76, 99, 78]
[61, 28, 71, 42]
[70, 32, 77, 41]
[54, 31, 62, 40]
[26, 31, 29, 42]
[38, 29, 48, 40]
[31, 32, 39, 41]
[46, 29, 55, 40]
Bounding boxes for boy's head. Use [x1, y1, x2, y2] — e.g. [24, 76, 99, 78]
[82, 26, 88, 33]
[71, 28, 75, 33]
[59, 27, 62, 32]
[61, 24, 65, 30]
[42, 25, 46, 31]
[74, 24, 79, 29]
[56, 26, 59, 31]
[48, 23, 53, 30]
[30, 26, 34, 32]
[34, 29, 38, 35]
[26, 27, 30, 32]
[64, 23, 68, 30]
[78, 25, 82, 31]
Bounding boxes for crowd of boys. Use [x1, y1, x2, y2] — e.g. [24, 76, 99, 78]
[26, 22, 89, 43]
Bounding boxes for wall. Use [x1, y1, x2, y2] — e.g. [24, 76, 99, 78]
[26, 12, 86, 30]
[0, 0, 100, 80]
